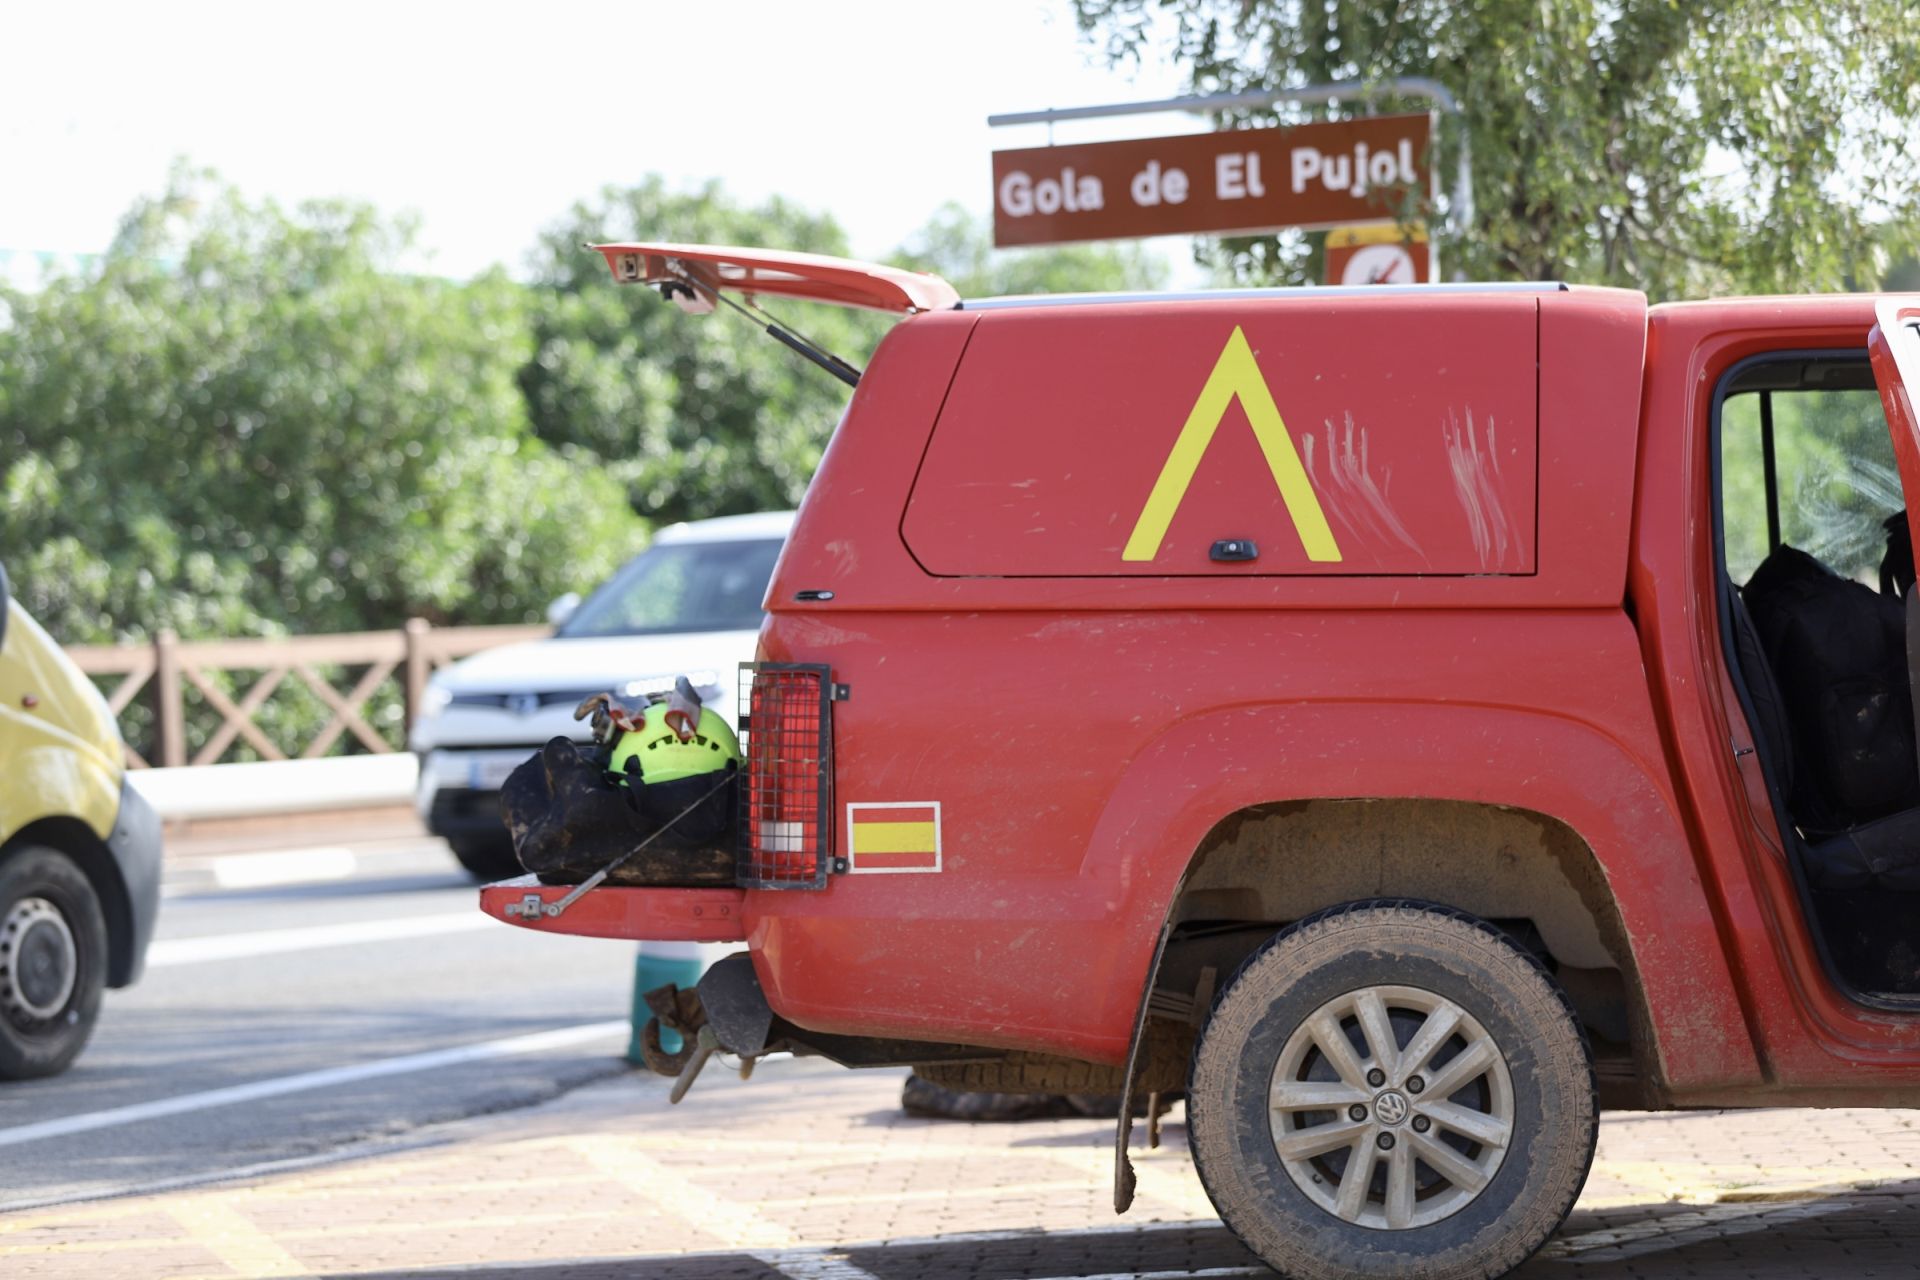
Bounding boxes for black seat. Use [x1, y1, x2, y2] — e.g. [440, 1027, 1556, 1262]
[1806, 810, 1920, 891]
[1735, 552, 1920, 901]
[1729, 576, 1920, 892]
[1731, 578, 1920, 991]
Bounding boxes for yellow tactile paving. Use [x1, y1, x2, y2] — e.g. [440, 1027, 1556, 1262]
[566, 1131, 799, 1250]
[160, 1198, 306, 1278]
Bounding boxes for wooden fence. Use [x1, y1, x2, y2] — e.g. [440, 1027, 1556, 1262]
[65, 620, 547, 768]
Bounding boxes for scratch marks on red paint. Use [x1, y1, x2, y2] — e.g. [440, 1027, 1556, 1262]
[1443, 408, 1523, 571]
[1303, 414, 1428, 564]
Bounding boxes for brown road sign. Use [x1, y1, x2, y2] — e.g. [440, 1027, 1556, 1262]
[991, 113, 1431, 248]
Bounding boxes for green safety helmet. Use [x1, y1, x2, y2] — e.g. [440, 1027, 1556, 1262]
[609, 703, 741, 785]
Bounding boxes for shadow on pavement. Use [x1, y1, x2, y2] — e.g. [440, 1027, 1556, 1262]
[842, 1223, 1256, 1278]
[1516, 1178, 1920, 1275]
[333, 1181, 1920, 1279]
[335, 1225, 1258, 1280]
[340, 1262, 785, 1280]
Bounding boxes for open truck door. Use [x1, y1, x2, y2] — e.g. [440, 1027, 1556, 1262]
[1869, 298, 1920, 743]
[1871, 298, 1920, 504]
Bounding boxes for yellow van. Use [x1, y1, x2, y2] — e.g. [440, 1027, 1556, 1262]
[0, 562, 161, 1078]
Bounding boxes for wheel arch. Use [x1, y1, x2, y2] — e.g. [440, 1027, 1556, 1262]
[1085, 699, 1763, 1097]
[1, 817, 137, 988]
[1162, 799, 1649, 1100]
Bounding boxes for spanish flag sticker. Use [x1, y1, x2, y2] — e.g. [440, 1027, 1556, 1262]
[846, 803, 942, 874]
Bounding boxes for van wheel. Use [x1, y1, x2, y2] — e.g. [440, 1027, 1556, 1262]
[0, 847, 107, 1080]
[1189, 901, 1595, 1280]
[448, 835, 522, 882]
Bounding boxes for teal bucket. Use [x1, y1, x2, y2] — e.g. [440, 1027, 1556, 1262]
[627, 950, 707, 1065]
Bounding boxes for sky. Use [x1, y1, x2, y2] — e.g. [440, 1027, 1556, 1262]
[1, 0, 1206, 285]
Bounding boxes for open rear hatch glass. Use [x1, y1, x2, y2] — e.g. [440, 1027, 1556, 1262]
[590, 242, 957, 387]
[592, 242, 958, 315]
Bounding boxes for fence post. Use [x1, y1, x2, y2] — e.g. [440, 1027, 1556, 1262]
[154, 629, 185, 768]
[403, 618, 431, 737]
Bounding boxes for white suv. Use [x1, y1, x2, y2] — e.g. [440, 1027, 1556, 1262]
[410, 511, 792, 879]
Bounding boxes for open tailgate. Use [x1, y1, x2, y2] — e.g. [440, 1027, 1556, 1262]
[592, 241, 959, 315]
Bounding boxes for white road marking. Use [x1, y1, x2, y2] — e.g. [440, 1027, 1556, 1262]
[0, 1020, 627, 1149]
[211, 846, 357, 889]
[147, 912, 496, 967]
[756, 1234, 1250, 1280]
[760, 1252, 887, 1280]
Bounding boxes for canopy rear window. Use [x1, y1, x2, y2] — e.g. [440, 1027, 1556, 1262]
[902, 296, 1540, 577]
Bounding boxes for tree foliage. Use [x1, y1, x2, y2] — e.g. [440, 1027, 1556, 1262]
[2, 172, 1167, 652]
[0, 171, 641, 644]
[519, 178, 884, 525]
[892, 202, 1171, 297]
[1073, 0, 1920, 298]
[1721, 385, 1899, 586]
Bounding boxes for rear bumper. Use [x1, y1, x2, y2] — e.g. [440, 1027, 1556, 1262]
[105, 778, 163, 987]
[479, 877, 747, 942]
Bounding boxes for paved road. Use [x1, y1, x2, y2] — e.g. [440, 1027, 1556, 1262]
[10, 819, 1920, 1277]
[0, 827, 639, 1210]
[10, 1051, 1920, 1278]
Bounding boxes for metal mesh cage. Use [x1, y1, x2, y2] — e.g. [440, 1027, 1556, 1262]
[737, 663, 834, 890]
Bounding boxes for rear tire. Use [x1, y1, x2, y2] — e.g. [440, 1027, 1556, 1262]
[448, 834, 522, 882]
[0, 846, 107, 1080]
[1188, 900, 1595, 1280]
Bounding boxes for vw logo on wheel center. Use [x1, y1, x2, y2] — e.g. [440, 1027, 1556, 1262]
[1374, 1090, 1410, 1126]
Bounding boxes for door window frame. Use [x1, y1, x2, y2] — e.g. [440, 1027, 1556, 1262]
[1707, 346, 1920, 1013]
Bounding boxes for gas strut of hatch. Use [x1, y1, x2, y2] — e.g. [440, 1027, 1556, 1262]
[668, 275, 864, 389]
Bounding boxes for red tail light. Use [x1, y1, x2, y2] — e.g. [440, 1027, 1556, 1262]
[738, 664, 834, 889]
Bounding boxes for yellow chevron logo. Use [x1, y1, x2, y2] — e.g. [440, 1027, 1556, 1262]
[1122, 326, 1342, 563]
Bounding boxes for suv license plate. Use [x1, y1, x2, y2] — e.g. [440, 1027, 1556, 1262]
[467, 754, 523, 792]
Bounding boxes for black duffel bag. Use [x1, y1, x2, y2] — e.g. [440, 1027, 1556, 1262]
[500, 736, 737, 887]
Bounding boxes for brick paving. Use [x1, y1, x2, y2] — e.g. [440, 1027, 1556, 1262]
[7, 1057, 1920, 1278]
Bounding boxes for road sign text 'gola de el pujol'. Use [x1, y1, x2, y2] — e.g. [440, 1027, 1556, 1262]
[992, 113, 1431, 248]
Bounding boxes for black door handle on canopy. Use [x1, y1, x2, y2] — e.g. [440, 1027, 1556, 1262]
[1210, 539, 1259, 562]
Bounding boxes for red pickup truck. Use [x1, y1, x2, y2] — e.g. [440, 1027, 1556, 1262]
[485, 246, 1920, 1280]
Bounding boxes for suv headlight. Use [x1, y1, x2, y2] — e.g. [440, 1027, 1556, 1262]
[421, 681, 453, 718]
